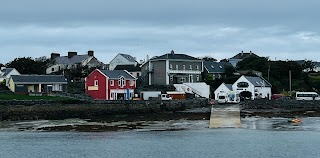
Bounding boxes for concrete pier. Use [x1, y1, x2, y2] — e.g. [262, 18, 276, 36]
[209, 104, 241, 128]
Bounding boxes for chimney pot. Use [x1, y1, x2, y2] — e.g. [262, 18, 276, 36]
[88, 50, 94, 56]
[51, 53, 60, 60]
[68, 52, 77, 58]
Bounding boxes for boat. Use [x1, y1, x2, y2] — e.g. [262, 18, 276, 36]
[288, 118, 302, 123]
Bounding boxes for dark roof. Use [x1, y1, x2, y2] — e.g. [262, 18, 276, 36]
[204, 61, 228, 73]
[151, 53, 201, 61]
[114, 65, 141, 72]
[11, 75, 67, 84]
[225, 84, 233, 90]
[120, 54, 137, 62]
[244, 76, 271, 87]
[0, 68, 15, 76]
[54, 55, 92, 64]
[99, 70, 136, 79]
[230, 52, 259, 59]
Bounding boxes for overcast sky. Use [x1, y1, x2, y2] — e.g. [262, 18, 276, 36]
[1, 0, 320, 64]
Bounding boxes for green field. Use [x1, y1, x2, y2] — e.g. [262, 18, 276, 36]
[0, 94, 72, 101]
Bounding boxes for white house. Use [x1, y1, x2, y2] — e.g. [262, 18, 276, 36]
[109, 53, 138, 70]
[214, 83, 233, 100]
[0, 67, 21, 86]
[46, 50, 102, 74]
[232, 75, 272, 100]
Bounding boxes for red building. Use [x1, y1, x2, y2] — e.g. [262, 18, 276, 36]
[85, 69, 136, 100]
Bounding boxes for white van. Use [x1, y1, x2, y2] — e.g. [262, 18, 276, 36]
[295, 92, 320, 100]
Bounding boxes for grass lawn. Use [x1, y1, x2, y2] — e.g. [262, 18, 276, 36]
[0, 94, 72, 101]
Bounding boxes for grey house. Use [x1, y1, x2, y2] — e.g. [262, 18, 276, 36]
[8, 75, 67, 94]
[141, 51, 203, 85]
[203, 61, 231, 80]
[229, 51, 259, 67]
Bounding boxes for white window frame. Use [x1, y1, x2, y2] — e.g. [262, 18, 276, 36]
[176, 65, 178, 70]
[189, 65, 192, 70]
[183, 65, 186, 70]
[196, 65, 199, 70]
[119, 76, 125, 88]
[196, 75, 200, 81]
[130, 80, 134, 86]
[94, 80, 98, 86]
[170, 64, 172, 70]
[110, 80, 114, 86]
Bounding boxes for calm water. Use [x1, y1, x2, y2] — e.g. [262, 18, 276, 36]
[1, 118, 320, 158]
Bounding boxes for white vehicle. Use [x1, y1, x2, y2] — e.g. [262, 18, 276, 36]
[218, 91, 240, 104]
[295, 92, 320, 100]
[140, 91, 172, 100]
[218, 93, 228, 104]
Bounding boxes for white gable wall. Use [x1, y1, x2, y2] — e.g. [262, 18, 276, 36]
[232, 76, 255, 100]
[109, 54, 137, 70]
[214, 83, 232, 100]
[232, 76, 272, 100]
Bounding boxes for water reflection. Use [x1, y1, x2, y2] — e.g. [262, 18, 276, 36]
[241, 117, 320, 131]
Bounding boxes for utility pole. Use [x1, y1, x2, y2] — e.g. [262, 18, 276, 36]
[289, 70, 292, 95]
[268, 64, 270, 80]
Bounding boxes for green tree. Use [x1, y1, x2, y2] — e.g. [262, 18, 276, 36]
[199, 56, 217, 62]
[302, 60, 315, 72]
[6, 56, 50, 75]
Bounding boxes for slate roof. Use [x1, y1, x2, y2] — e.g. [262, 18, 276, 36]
[244, 76, 271, 87]
[53, 55, 91, 64]
[151, 53, 200, 61]
[0, 68, 15, 77]
[225, 84, 233, 90]
[230, 52, 259, 59]
[100, 70, 136, 79]
[120, 54, 137, 62]
[204, 61, 230, 73]
[114, 65, 141, 72]
[11, 75, 67, 84]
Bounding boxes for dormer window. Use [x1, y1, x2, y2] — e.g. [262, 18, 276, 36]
[118, 76, 125, 87]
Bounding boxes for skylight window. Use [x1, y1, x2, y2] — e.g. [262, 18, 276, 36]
[211, 65, 214, 68]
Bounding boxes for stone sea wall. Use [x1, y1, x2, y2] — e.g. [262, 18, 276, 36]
[0, 99, 210, 121]
[240, 99, 320, 117]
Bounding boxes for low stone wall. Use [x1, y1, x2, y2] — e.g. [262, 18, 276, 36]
[240, 99, 320, 117]
[0, 99, 210, 121]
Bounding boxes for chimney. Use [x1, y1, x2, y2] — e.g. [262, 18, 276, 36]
[250, 50, 252, 55]
[51, 53, 60, 60]
[171, 50, 174, 54]
[88, 50, 94, 56]
[68, 51, 77, 58]
[241, 51, 243, 55]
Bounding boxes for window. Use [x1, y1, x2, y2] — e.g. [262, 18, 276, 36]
[183, 65, 186, 70]
[170, 64, 172, 69]
[196, 75, 200, 81]
[130, 80, 134, 86]
[196, 65, 199, 70]
[189, 65, 192, 70]
[180, 77, 185, 82]
[137, 73, 140, 77]
[170, 76, 173, 81]
[51, 68, 54, 72]
[176, 65, 178, 70]
[110, 80, 114, 86]
[118, 76, 125, 87]
[94, 80, 98, 86]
